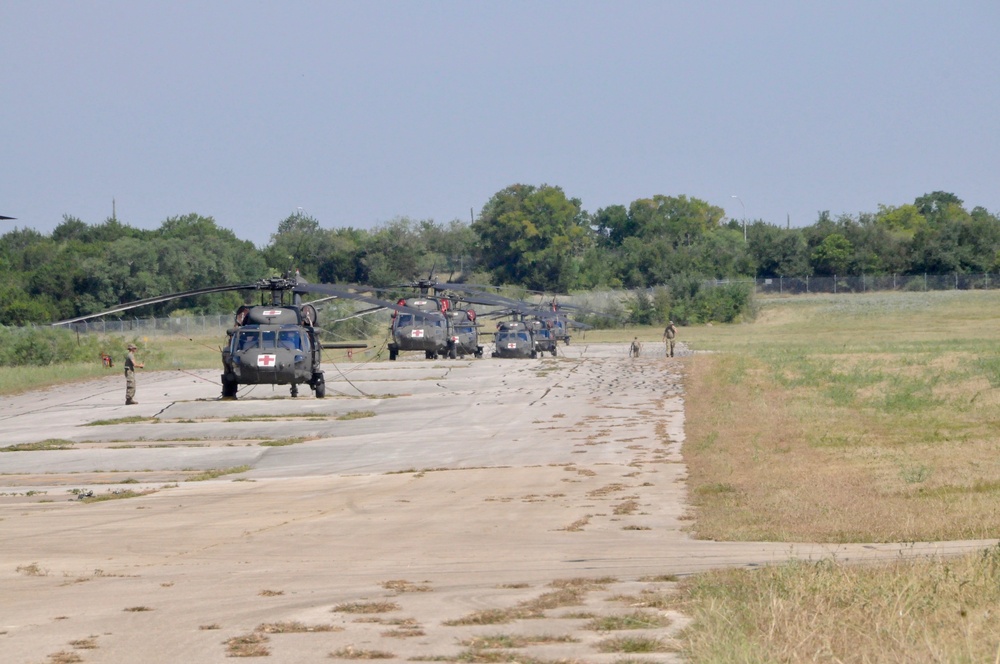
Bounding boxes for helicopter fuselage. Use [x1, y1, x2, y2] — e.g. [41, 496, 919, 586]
[447, 309, 483, 358]
[221, 305, 325, 398]
[388, 297, 454, 360]
[492, 320, 537, 359]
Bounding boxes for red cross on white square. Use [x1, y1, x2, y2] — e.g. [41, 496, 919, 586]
[257, 354, 277, 367]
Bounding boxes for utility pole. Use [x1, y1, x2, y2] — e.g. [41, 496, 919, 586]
[730, 195, 746, 242]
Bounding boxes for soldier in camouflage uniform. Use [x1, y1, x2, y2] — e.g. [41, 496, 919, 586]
[124, 343, 144, 405]
[662, 321, 677, 357]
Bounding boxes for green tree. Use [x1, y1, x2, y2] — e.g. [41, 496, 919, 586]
[811, 233, 854, 275]
[473, 184, 589, 291]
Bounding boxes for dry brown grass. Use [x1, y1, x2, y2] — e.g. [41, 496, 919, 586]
[677, 545, 1000, 662]
[332, 600, 400, 614]
[444, 577, 615, 625]
[380, 578, 432, 593]
[328, 646, 395, 659]
[675, 291, 1000, 660]
[683, 292, 1000, 543]
[225, 632, 270, 657]
[256, 621, 341, 634]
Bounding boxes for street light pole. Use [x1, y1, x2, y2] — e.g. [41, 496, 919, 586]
[730, 195, 747, 242]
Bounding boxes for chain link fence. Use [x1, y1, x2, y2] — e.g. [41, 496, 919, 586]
[714, 273, 998, 295]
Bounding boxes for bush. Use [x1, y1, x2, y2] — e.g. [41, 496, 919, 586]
[0, 326, 116, 367]
[668, 280, 755, 325]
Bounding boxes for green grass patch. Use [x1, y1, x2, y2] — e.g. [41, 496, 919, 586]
[85, 416, 158, 426]
[80, 489, 156, 503]
[337, 410, 376, 421]
[258, 437, 308, 447]
[2, 438, 75, 452]
[585, 611, 671, 631]
[184, 465, 251, 482]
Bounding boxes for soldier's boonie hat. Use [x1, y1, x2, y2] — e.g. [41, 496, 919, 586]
[127, 344, 137, 350]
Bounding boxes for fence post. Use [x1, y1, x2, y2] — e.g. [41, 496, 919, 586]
[834, 275, 837, 294]
[924, 273, 927, 291]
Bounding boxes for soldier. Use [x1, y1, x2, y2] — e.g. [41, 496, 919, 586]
[662, 320, 677, 357]
[124, 343, 144, 405]
[629, 337, 642, 358]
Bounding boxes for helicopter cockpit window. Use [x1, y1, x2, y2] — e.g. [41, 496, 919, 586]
[261, 330, 277, 349]
[396, 314, 414, 327]
[278, 330, 302, 350]
[517, 332, 529, 341]
[236, 330, 259, 350]
[457, 326, 474, 335]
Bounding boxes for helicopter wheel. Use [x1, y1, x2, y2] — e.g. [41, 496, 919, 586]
[290, 384, 299, 398]
[425, 351, 436, 360]
[221, 374, 238, 399]
[448, 346, 457, 360]
[388, 347, 397, 361]
[314, 379, 326, 399]
[550, 347, 558, 357]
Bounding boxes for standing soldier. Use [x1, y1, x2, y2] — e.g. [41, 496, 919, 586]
[662, 320, 677, 357]
[629, 337, 642, 358]
[124, 343, 144, 405]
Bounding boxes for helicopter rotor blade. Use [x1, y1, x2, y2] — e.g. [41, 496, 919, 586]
[293, 283, 431, 316]
[51, 283, 260, 326]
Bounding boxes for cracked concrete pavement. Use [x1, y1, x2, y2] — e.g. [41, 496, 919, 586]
[1, 342, 994, 663]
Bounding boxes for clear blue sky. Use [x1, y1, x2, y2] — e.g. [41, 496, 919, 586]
[3, 1, 998, 246]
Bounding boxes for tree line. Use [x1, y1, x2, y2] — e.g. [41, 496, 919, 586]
[2, 186, 997, 327]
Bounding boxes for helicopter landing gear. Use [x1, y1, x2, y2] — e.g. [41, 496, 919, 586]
[388, 345, 398, 361]
[221, 373, 238, 399]
[312, 372, 326, 398]
[550, 347, 558, 356]
[425, 350, 436, 360]
[448, 344, 457, 360]
[290, 383, 299, 398]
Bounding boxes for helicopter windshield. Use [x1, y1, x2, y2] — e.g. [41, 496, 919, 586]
[261, 330, 277, 349]
[236, 330, 259, 350]
[278, 329, 302, 350]
[396, 314, 443, 329]
[457, 326, 474, 335]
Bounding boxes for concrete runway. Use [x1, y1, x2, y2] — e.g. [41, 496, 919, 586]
[1, 343, 994, 663]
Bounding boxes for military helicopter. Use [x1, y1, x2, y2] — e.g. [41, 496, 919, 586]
[52, 273, 425, 399]
[382, 276, 496, 361]
[532, 298, 593, 346]
[491, 319, 538, 359]
[473, 290, 594, 357]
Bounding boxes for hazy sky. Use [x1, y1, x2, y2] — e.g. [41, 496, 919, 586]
[3, 1, 998, 246]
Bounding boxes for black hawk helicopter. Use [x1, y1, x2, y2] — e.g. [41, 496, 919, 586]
[382, 276, 497, 361]
[474, 291, 594, 357]
[491, 319, 542, 359]
[52, 273, 425, 399]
